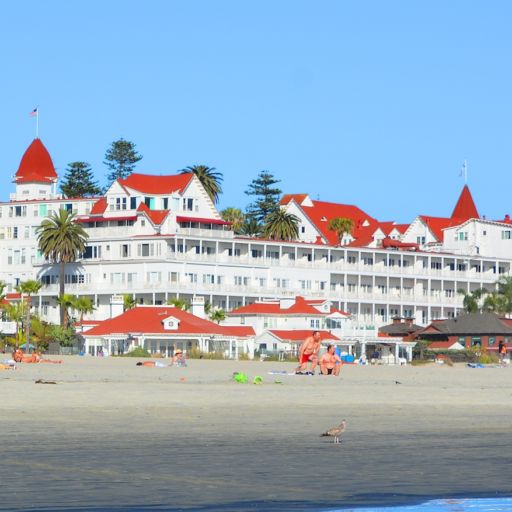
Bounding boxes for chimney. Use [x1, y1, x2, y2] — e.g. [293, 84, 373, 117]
[191, 295, 206, 319]
[110, 295, 124, 318]
[505, 214, 510, 223]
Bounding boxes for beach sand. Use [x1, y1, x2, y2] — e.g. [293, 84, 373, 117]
[1, 357, 511, 511]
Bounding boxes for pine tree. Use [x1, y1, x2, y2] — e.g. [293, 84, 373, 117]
[104, 138, 143, 189]
[245, 170, 282, 224]
[60, 162, 101, 198]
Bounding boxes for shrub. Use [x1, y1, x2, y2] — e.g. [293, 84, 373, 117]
[124, 347, 151, 358]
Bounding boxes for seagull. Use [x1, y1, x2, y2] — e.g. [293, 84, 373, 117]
[320, 420, 347, 444]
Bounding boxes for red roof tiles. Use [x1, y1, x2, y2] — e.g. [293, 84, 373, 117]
[15, 139, 57, 183]
[137, 202, 170, 225]
[84, 306, 255, 337]
[451, 185, 479, 221]
[119, 173, 193, 195]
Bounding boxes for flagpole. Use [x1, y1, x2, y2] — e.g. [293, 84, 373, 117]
[36, 108, 39, 138]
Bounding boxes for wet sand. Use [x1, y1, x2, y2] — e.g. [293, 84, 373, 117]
[1, 357, 512, 511]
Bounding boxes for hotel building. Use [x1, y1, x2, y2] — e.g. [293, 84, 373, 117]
[1, 138, 510, 330]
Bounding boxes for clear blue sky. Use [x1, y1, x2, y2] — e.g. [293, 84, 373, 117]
[2, 1, 511, 223]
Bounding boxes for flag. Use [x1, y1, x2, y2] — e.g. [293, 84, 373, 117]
[29, 108, 38, 117]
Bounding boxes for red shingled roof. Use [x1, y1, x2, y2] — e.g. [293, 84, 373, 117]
[137, 202, 170, 225]
[230, 296, 327, 316]
[90, 198, 108, 215]
[451, 185, 479, 221]
[84, 306, 255, 337]
[268, 330, 339, 342]
[15, 139, 57, 183]
[119, 173, 193, 194]
[281, 196, 378, 246]
[419, 216, 458, 241]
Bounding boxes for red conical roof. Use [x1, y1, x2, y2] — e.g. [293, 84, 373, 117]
[451, 185, 479, 220]
[15, 138, 57, 183]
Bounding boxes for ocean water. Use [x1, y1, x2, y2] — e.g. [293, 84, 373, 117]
[329, 497, 512, 512]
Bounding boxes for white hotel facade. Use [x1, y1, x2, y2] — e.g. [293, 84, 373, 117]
[1, 138, 511, 329]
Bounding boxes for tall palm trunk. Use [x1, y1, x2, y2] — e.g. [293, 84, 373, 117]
[59, 261, 66, 326]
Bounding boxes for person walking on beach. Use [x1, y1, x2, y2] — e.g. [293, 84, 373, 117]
[319, 344, 343, 376]
[296, 331, 321, 375]
[498, 340, 507, 366]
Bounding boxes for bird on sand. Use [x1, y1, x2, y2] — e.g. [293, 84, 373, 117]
[320, 420, 347, 444]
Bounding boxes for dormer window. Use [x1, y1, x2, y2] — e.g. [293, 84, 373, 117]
[321, 216, 327, 222]
[183, 198, 194, 211]
[163, 316, 180, 330]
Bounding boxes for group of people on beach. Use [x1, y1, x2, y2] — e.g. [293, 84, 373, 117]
[136, 349, 187, 368]
[295, 331, 342, 376]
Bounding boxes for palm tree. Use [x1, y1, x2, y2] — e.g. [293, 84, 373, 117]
[241, 218, 262, 237]
[123, 294, 137, 312]
[328, 217, 354, 246]
[166, 297, 190, 310]
[30, 317, 54, 351]
[56, 294, 76, 328]
[495, 276, 512, 315]
[36, 209, 88, 326]
[457, 288, 488, 313]
[16, 279, 42, 352]
[209, 308, 226, 324]
[181, 165, 223, 204]
[262, 208, 300, 241]
[482, 292, 508, 314]
[4, 302, 27, 347]
[220, 207, 245, 233]
[0, 280, 6, 304]
[72, 296, 95, 326]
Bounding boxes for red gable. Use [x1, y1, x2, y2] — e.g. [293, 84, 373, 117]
[419, 216, 457, 241]
[90, 198, 108, 215]
[230, 296, 327, 316]
[15, 139, 57, 183]
[119, 173, 193, 195]
[451, 185, 479, 221]
[84, 306, 255, 337]
[137, 202, 170, 225]
[284, 197, 378, 246]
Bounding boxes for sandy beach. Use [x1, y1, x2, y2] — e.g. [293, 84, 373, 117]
[1, 357, 512, 511]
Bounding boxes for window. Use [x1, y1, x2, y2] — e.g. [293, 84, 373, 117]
[182, 198, 193, 211]
[146, 272, 161, 283]
[234, 276, 249, 286]
[301, 226, 305, 233]
[502, 231, 512, 240]
[114, 198, 127, 210]
[138, 243, 153, 257]
[13, 227, 18, 239]
[228, 248, 241, 257]
[458, 232, 468, 241]
[251, 249, 262, 258]
[310, 319, 320, 328]
[111, 273, 125, 284]
[488, 336, 496, 346]
[203, 274, 215, 284]
[130, 197, 138, 209]
[163, 198, 169, 209]
[121, 244, 130, 257]
[169, 272, 179, 283]
[299, 280, 311, 290]
[416, 236, 426, 245]
[184, 273, 197, 283]
[347, 256, 357, 264]
[471, 337, 482, 347]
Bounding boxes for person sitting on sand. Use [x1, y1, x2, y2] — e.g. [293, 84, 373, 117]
[172, 349, 187, 367]
[319, 344, 343, 376]
[295, 331, 321, 375]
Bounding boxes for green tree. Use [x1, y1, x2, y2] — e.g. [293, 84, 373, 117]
[457, 288, 487, 313]
[209, 308, 226, 324]
[104, 138, 143, 189]
[495, 276, 512, 315]
[49, 325, 76, 347]
[482, 292, 508, 314]
[220, 207, 245, 233]
[3, 302, 27, 346]
[71, 296, 95, 327]
[123, 294, 137, 312]
[328, 217, 354, 246]
[166, 297, 190, 310]
[245, 170, 282, 224]
[0, 280, 6, 304]
[36, 209, 89, 326]
[30, 317, 54, 351]
[181, 165, 223, 204]
[241, 218, 262, 238]
[262, 208, 300, 241]
[16, 279, 42, 352]
[56, 294, 76, 328]
[60, 162, 101, 198]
